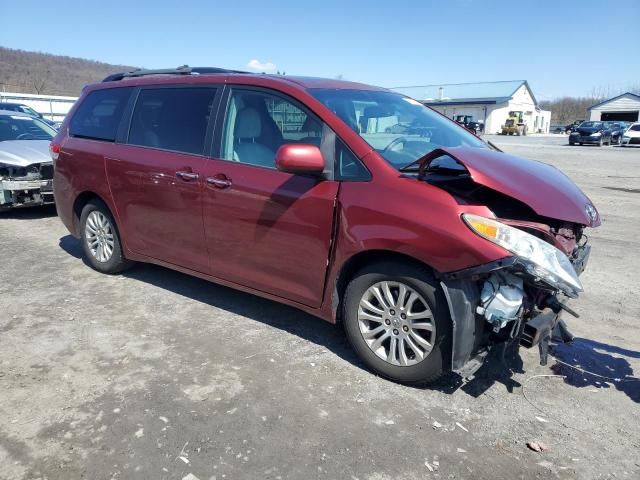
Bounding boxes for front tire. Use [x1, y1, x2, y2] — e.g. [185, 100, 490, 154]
[342, 261, 451, 385]
[80, 199, 133, 274]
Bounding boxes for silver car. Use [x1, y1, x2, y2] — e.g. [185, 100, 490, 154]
[0, 110, 56, 211]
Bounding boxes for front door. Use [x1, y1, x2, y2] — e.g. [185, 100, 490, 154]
[106, 86, 218, 273]
[201, 88, 339, 307]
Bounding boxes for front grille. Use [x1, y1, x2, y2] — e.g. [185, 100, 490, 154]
[39, 163, 54, 180]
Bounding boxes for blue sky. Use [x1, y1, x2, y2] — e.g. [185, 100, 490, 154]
[2, 0, 639, 99]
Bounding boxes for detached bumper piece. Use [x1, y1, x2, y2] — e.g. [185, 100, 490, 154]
[520, 308, 575, 365]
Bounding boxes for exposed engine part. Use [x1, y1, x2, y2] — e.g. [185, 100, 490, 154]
[476, 272, 524, 332]
[0, 162, 54, 210]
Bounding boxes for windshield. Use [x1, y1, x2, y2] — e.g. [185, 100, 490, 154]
[580, 121, 602, 128]
[19, 106, 41, 117]
[0, 114, 56, 141]
[310, 89, 488, 169]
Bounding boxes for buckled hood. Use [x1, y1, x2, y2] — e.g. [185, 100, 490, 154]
[576, 126, 604, 135]
[0, 140, 52, 167]
[425, 147, 600, 227]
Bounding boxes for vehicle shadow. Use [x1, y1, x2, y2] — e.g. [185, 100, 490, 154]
[438, 340, 526, 397]
[57, 234, 364, 371]
[551, 338, 639, 403]
[56, 233, 640, 399]
[0, 204, 57, 219]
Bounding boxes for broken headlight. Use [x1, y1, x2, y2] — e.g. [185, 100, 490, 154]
[462, 214, 583, 298]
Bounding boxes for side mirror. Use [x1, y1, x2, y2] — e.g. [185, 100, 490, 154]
[275, 143, 324, 175]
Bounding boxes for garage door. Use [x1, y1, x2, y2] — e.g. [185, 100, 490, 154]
[601, 111, 639, 122]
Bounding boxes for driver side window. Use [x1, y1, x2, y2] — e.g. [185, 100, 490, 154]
[221, 89, 324, 169]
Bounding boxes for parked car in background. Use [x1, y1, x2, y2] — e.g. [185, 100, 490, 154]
[453, 115, 484, 135]
[603, 121, 630, 145]
[52, 66, 599, 385]
[0, 110, 56, 210]
[569, 121, 613, 146]
[0, 102, 58, 128]
[564, 120, 584, 134]
[551, 124, 565, 134]
[622, 122, 640, 146]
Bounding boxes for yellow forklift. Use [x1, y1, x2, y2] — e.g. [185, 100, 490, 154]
[501, 111, 528, 135]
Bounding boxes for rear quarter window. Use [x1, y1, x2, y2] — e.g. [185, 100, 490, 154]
[69, 87, 132, 141]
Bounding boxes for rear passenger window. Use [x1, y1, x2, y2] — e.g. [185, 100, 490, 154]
[128, 88, 216, 155]
[69, 88, 132, 141]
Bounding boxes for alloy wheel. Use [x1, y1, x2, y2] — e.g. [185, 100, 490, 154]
[85, 211, 115, 263]
[357, 281, 436, 366]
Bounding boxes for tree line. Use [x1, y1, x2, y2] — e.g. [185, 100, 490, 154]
[0, 47, 134, 97]
[540, 85, 640, 125]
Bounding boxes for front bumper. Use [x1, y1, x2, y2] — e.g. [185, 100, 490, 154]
[0, 178, 54, 209]
[442, 238, 591, 376]
[622, 136, 640, 145]
[571, 135, 602, 144]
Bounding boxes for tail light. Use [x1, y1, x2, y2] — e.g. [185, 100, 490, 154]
[50, 142, 61, 161]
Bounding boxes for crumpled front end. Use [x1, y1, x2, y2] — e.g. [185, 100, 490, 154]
[415, 147, 598, 375]
[442, 221, 592, 375]
[0, 162, 55, 210]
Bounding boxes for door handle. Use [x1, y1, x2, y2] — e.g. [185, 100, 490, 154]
[206, 176, 232, 189]
[176, 171, 199, 182]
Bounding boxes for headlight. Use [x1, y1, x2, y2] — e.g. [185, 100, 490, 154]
[462, 214, 583, 297]
[570, 132, 579, 136]
[590, 132, 601, 137]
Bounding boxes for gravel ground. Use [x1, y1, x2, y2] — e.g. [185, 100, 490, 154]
[1, 137, 639, 480]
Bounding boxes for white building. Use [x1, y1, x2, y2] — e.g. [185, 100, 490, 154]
[0, 91, 77, 122]
[391, 80, 551, 134]
[588, 92, 640, 122]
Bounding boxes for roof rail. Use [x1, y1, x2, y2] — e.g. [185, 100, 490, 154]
[102, 65, 249, 82]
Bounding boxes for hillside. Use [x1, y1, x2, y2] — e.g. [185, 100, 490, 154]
[0, 47, 135, 96]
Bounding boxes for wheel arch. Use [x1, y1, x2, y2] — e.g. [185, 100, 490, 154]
[72, 191, 113, 237]
[332, 249, 440, 324]
[332, 249, 483, 375]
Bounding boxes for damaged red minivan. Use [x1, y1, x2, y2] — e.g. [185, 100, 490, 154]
[52, 67, 599, 384]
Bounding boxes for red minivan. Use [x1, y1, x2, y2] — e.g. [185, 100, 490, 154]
[51, 66, 599, 384]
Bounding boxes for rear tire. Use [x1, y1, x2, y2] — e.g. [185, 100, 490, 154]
[80, 199, 133, 274]
[342, 261, 451, 385]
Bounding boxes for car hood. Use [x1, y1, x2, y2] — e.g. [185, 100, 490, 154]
[0, 140, 52, 167]
[429, 147, 600, 226]
[576, 127, 602, 134]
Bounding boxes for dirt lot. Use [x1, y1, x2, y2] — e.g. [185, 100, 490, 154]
[1, 137, 639, 480]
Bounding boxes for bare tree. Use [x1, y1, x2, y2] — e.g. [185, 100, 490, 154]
[31, 69, 50, 94]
